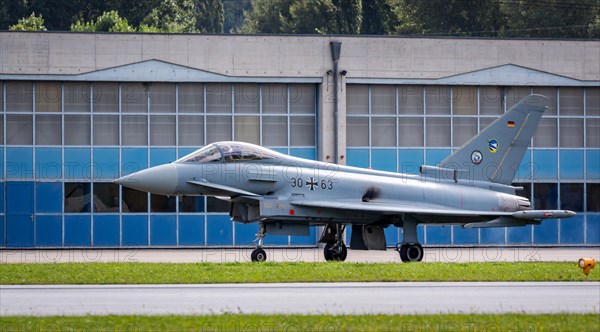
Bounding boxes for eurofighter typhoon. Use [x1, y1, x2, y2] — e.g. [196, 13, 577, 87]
[116, 95, 575, 262]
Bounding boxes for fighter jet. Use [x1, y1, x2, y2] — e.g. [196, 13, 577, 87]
[116, 94, 575, 262]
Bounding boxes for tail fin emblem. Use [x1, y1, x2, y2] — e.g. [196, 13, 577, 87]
[471, 150, 483, 164]
[488, 139, 499, 153]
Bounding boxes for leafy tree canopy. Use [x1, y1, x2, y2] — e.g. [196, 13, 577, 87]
[9, 12, 46, 31]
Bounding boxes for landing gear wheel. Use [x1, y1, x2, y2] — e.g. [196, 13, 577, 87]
[251, 248, 267, 262]
[398, 243, 423, 263]
[324, 242, 348, 262]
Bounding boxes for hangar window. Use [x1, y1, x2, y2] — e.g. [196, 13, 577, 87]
[93, 182, 119, 212]
[178, 115, 204, 146]
[560, 183, 583, 212]
[533, 183, 558, 210]
[505, 86, 531, 110]
[64, 115, 91, 145]
[150, 83, 176, 113]
[398, 86, 423, 115]
[206, 83, 232, 113]
[479, 87, 502, 115]
[586, 87, 599, 116]
[262, 116, 287, 146]
[290, 84, 315, 114]
[347, 85, 369, 115]
[587, 183, 600, 212]
[122, 187, 148, 212]
[122, 115, 148, 146]
[36, 114, 62, 145]
[453, 86, 477, 115]
[532, 87, 557, 115]
[426, 117, 451, 147]
[65, 182, 91, 213]
[559, 118, 583, 147]
[206, 115, 232, 143]
[533, 118, 557, 148]
[150, 115, 176, 146]
[398, 117, 423, 147]
[235, 84, 260, 114]
[121, 83, 148, 113]
[560, 87, 583, 116]
[371, 85, 395, 115]
[586, 118, 600, 148]
[93, 115, 119, 145]
[178, 83, 203, 113]
[65, 82, 91, 113]
[6, 81, 33, 112]
[6, 114, 33, 145]
[36, 81, 62, 113]
[179, 196, 205, 213]
[93, 83, 119, 113]
[262, 84, 287, 114]
[425, 86, 451, 115]
[453, 117, 477, 147]
[151, 194, 176, 213]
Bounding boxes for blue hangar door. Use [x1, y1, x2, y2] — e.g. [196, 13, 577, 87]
[6, 182, 35, 247]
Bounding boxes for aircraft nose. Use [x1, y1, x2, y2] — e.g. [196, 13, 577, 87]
[115, 163, 178, 195]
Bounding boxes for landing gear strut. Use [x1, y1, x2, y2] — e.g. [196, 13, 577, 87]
[251, 223, 267, 262]
[321, 224, 347, 261]
[397, 215, 424, 263]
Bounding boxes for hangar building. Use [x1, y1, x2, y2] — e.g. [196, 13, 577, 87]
[0, 32, 598, 248]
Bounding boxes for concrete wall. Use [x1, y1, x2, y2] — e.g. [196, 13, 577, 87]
[1, 32, 599, 80]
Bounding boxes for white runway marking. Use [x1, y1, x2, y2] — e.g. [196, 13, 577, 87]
[1, 282, 599, 316]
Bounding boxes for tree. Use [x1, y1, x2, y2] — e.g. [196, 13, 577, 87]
[71, 10, 135, 32]
[9, 12, 47, 31]
[500, 0, 598, 38]
[361, 0, 398, 35]
[240, 0, 294, 33]
[392, 0, 505, 36]
[195, 0, 225, 33]
[333, 0, 361, 34]
[0, 0, 29, 30]
[141, 0, 197, 33]
[282, 0, 336, 34]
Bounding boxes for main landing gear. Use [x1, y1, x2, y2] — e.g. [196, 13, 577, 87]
[321, 224, 348, 262]
[396, 215, 424, 263]
[251, 223, 267, 262]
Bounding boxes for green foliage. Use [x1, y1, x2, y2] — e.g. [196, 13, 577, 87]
[499, 0, 599, 38]
[333, 0, 361, 34]
[361, 0, 397, 35]
[141, 0, 196, 33]
[283, 0, 337, 34]
[195, 0, 225, 33]
[9, 12, 47, 31]
[71, 10, 135, 32]
[1, 314, 599, 332]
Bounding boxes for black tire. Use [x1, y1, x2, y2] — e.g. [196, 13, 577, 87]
[324, 242, 347, 262]
[251, 248, 267, 262]
[399, 243, 423, 263]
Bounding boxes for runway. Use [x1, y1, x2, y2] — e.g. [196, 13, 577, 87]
[1, 282, 598, 316]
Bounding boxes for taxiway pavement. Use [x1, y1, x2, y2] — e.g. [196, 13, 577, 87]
[1, 247, 598, 263]
[1, 282, 598, 316]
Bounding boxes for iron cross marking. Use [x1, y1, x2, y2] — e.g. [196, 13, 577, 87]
[306, 177, 318, 191]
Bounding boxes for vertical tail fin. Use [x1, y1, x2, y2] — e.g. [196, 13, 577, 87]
[440, 94, 548, 185]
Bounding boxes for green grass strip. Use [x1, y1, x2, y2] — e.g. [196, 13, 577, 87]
[1, 314, 598, 332]
[1, 262, 598, 284]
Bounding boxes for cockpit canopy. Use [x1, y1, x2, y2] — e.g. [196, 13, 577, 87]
[177, 142, 279, 163]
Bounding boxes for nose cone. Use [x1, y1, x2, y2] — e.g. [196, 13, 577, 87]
[115, 163, 178, 195]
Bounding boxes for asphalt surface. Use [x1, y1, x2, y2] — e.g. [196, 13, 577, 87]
[1, 247, 598, 263]
[1, 282, 598, 316]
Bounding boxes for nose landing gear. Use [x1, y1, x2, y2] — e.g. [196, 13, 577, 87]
[251, 223, 267, 262]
